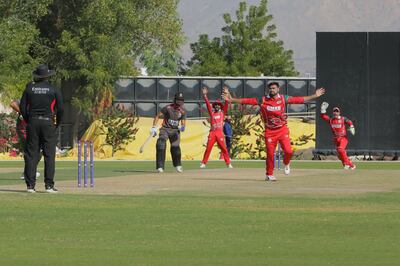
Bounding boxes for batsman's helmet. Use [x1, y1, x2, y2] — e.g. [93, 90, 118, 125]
[174, 92, 184, 106]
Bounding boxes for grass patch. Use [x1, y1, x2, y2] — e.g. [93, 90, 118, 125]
[1, 161, 399, 265]
[1, 192, 400, 265]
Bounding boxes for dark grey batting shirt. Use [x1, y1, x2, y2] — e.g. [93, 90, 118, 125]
[161, 104, 186, 129]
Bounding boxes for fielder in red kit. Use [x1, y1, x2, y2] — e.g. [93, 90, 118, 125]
[320, 102, 356, 169]
[200, 86, 232, 169]
[223, 82, 325, 181]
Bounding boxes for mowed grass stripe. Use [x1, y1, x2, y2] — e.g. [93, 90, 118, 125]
[0, 193, 400, 265]
[1, 160, 399, 187]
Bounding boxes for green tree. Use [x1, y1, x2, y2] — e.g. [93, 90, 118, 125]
[0, 0, 184, 116]
[140, 47, 183, 76]
[98, 106, 139, 156]
[0, 0, 51, 103]
[187, 0, 297, 76]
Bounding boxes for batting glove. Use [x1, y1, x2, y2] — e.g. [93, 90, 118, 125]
[349, 125, 355, 135]
[321, 102, 329, 114]
[150, 127, 157, 137]
[180, 126, 186, 132]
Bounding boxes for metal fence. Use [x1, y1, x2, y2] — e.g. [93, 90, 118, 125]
[113, 76, 317, 118]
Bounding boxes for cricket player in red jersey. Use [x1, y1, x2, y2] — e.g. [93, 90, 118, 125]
[200, 86, 232, 169]
[320, 102, 356, 169]
[223, 82, 325, 181]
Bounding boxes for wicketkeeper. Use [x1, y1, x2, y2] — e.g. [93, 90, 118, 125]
[320, 102, 356, 169]
[200, 86, 232, 169]
[223, 82, 325, 181]
[151, 92, 186, 173]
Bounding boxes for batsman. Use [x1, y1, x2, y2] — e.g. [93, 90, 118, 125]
[223, 82, 325, 181]
[151, 92, 186, 173]
[320, 102, 356, 169]
[200, 86, 232, 169]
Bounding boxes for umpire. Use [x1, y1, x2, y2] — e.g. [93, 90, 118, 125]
[20, 64, 64, 193]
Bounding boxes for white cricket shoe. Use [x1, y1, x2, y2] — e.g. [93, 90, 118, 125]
[284, 164, 290, 175]
[227, 164, 233, 169]
[265, 175, 277, 181]
[45, 186, 58, 193]
[26, 187, 36, 193]
[36, 172, 40, 178]
[343, 165, 351, 170]
[176, 166, 183, 173]
[350, 165, 356, 170]
[200, 163, 206, 169]
[157, 168, 164, 173]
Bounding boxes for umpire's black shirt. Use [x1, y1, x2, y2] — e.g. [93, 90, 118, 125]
[20, 80, 64, 123]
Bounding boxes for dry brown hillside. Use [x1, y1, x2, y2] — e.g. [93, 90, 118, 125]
[178, 0, 400, 76]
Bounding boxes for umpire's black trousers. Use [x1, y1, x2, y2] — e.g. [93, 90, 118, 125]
[24, 117, 57, 188]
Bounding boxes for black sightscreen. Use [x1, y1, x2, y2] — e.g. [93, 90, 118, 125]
[316, 32, 400, 155]
[368, 33, 400, 151]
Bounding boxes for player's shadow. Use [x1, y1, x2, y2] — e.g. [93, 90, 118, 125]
[0, 188, 53, 194]
[0, 188, 28, 193]
[113, 170, 155, 173]
[194, 178, 263, 182]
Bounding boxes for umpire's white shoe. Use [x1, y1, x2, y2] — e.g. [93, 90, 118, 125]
[26, 187, 36, 193]
[45, 186, 58, 193]
[176, 166, 183, 173]
[227, 164, 233, 169]
[265, 175, 277, 181]
[157, 168, 164, 173]
[200, 163, 206, 169]
[284, 164, 291, 175]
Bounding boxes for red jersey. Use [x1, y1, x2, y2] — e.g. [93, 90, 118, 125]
[321, 114, 353, 137]
[204, 95, 228, 132]
[240, 94, 304, 129]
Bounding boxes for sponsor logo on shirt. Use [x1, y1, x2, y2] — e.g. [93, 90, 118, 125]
[32, 87, 50, 94]
[168, 119, 179, 126]
[266, 106, 281, 111]
[331, 124, 342, 128]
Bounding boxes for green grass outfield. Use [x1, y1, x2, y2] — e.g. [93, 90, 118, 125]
[1, 161, 400, 265]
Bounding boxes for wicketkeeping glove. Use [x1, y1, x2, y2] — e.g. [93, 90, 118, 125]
[321, 102, 329, 114]
[349, 125, 355, 135]
[150, 127, 157, 137]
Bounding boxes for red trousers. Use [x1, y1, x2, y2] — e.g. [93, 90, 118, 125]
[334, 137, 354, 167]
[202, 131, 231, 165]
[265, 126, 293, 176]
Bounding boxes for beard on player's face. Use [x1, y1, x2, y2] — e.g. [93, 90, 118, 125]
[268, 87, 279, 97]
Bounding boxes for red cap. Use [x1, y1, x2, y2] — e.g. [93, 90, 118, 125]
[212, 100, 223, 108]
